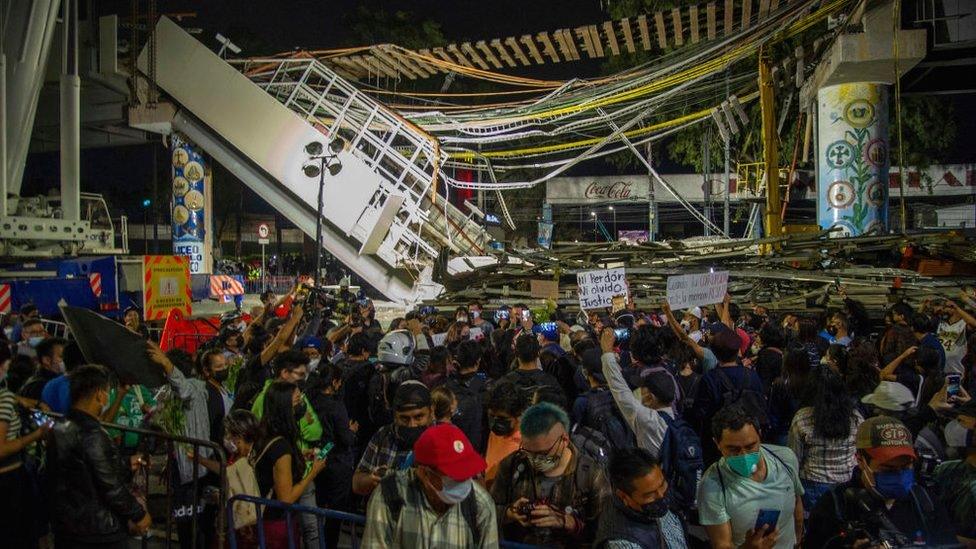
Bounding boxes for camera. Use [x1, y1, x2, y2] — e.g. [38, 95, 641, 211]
[516, 502, 535, 516]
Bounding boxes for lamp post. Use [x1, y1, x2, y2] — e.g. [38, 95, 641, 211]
[608, 205, 616, 240]
[141, 198, 151, 253]
[590, 211, 596, 241]
[302, 138, 345, 283]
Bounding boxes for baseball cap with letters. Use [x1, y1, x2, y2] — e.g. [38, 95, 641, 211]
[856, 416, 916, 463]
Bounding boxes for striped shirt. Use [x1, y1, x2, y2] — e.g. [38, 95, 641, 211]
[788, 406, 863, 484]
[0, 388, 23, 467]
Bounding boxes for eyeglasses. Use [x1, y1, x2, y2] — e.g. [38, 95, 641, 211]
[520, 435, 564, 460]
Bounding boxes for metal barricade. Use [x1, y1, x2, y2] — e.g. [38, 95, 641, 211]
[40, 318, 70, 339]
[227, 495, 365, 549]
[226, 494, 547, 549]
[39, 410, 228, 548]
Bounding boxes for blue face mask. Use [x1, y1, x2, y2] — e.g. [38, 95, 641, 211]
[28, 336, 44, 348]
[723, 451, 761, 477]
[872, 468, 914, 500]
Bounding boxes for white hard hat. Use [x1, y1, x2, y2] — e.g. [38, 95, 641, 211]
[377, 329, 415, 366]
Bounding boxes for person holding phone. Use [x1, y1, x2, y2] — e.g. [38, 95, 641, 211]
[698, 404, 804, 549]
[253, 381, 327, 549]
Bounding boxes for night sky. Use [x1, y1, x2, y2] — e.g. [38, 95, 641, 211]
[21, 1, 976, 220]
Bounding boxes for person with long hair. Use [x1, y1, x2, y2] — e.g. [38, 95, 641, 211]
[253, 381, 326, 549]
[767, 341, 812, 445]
[788, 368, 863, 512]
[844, 339, 881, 404]
[306, 365, 357, 549]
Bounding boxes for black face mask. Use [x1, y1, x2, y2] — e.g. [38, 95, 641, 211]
[826, 326, 838, 336]
[294, 402, 307, 422]
[395, 424, 427, 448]
[212, 369, 229, 382]
[489, 417, 514, 436]
[640, 497, 670, 519]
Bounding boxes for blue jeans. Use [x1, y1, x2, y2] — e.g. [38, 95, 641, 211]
[800, 478, 835, 515]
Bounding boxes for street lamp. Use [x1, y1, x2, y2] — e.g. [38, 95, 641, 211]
[141, 198, 151, 253]
[608, 205, 617, 239]
[590, 211, 596, 241]
[302, 137, 345, 283]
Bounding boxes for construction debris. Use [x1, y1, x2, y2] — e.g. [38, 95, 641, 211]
[432, 230, 976, 315]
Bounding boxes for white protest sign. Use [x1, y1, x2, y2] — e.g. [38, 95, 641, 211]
[666, 271, 729, 309]
[577, 268, 628, 310]
[431, 332, 447, 347]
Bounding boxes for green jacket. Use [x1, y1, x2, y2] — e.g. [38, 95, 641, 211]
[251, 379, 323, 449]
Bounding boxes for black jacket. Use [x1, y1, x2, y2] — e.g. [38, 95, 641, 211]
[45, 409, 146, 543]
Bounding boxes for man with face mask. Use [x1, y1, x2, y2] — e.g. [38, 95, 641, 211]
[597, 448, 688, 548]
[353, 380, 433, 496]
[19, 336, 66, 400]
[490, 402, 611, 546]
[362, 424, 497, 548]
[807, 416, 957, 547]
[484, 381, 527, 487]
[698, 404, 803, 549]
[16, 318, 46, 358]
[299, 336, 324, 373]
[931, 397, 976, 543]
[46, 365, 152, 546]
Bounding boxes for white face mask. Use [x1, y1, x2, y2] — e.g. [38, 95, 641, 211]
[308, 358, 321, 371]
[944, 420, 973, 448]
[437, 476, 473, 505]
[680, 320, 690, 333]
[224, 438, 239, 455]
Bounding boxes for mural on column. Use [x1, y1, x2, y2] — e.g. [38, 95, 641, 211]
[171, 134, 213, 274]
[816, 83, 889, 237]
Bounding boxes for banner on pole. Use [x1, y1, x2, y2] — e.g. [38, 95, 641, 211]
[577, 268, 628, 310]
[666, 271, 729, 309]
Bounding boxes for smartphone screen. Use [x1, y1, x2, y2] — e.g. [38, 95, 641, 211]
[316, 442, 335, 460]
[31, 410, 49, 425]
[755, 509, 781, 531]
[521, 310, 531, 321]
[946, 374, 962, 398]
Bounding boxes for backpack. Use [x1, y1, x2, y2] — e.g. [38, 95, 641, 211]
[380, 472, 481, 545]
[580, 390, 636, 453]
[658, 412, 704, 513]
[715, 367, 770, 431]
[569, 423, 611, 466]
[227, 436, 281, 529]
[367, 365, 415, 427]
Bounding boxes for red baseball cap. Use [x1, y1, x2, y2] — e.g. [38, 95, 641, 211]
[413, 424, 486, 481]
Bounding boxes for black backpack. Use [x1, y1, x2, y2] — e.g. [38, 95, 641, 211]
[569, 423, 612, 466]
[367, 365, 417, 427]
[380, 473, 481, 544]
[715, 367, 770, 431]
[580, 389, 636, 453]
[659, 412, 704, 513]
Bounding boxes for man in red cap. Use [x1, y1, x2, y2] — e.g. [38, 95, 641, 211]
[362, 423, 498, 548]
[806, 416, 957, 547]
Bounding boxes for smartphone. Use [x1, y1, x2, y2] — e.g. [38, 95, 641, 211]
[31, 410, 50, 426]
[614, 327, 631, 341]
[316, 442, 335, 460]
[521, 310, 531, 321]
[946, 374, 962, 399]
[755, 509, 781, 532]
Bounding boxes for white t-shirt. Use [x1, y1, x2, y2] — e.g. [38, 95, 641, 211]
[698, 444, 803, 548]
[938, 318, 968, 375]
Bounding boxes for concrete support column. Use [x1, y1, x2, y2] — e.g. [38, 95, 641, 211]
[816, 83, 889, 237]
[171, 134, 213, 274]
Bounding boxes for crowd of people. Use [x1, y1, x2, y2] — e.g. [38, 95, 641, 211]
[1, 283, 975, 548]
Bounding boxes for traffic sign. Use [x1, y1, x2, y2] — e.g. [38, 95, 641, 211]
[257, 223, 270, 239]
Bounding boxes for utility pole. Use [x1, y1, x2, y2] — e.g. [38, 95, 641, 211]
[759, 47, 782, 252]
[703, 130, 712, 236]
[646, 141, 657, 241]
[724, 69, 731, 236]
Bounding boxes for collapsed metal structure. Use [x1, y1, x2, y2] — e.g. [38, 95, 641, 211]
[435, 230, 976, 313]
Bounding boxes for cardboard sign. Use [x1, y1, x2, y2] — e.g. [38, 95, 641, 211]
[611, 295, 626, 313]
[143, 255, 192, 321]
[666, 271, 729, 309]
[530, 279, 560, 300]
[577, 268, 628, 310]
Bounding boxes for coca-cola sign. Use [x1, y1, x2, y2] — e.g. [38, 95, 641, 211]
[546, 176, 650, 204]
[584, 181, 634, 200]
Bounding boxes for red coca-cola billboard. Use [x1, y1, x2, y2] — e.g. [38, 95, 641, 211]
[584, 181, 634, 200]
